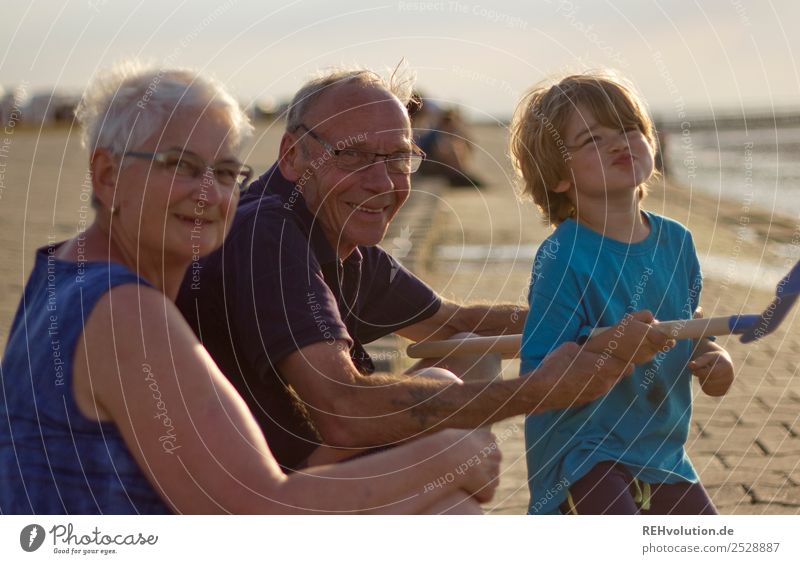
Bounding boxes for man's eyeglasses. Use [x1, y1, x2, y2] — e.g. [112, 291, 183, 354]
[295, 124, 425, 174]
[123, 150, 253, 188]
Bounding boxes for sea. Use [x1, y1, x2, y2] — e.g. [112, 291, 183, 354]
[662, 123, 800, 222]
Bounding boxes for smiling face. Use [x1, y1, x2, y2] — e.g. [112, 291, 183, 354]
[112, 107, 240, 264]
[556, 103, 655, 202]
[280, 82, 413, 258]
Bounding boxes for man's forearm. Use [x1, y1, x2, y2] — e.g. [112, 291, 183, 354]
[325, 372, 541, 446]
[438, 302, 526, 338]
[467, 302, 528, 335]
[395, 375, 555, 427]
[397, 300, 527, 342]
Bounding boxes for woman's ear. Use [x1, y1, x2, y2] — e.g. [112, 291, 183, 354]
[278, 131, 303, 183]
[90, 148, 118, 210]
[552, 180, 571, 193]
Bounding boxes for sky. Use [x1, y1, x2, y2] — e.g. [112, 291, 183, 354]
[2, 0, 800, 121]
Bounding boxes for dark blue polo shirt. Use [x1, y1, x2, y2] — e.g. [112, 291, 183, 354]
[176, 163, 442, 471]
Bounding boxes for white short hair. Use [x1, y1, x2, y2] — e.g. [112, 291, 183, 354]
[75, 60, 253, 155]
[285, 63, 416, 132]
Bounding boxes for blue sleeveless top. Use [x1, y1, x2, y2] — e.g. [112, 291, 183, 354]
[0, 243, 171, 514]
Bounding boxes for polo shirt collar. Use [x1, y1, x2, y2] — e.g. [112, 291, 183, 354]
[247, 162, 363, 268]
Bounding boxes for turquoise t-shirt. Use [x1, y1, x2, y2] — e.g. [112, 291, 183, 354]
[520, 211, 702, 514]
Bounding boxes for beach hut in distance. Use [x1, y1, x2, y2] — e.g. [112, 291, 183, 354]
[24, 90, 81, 126]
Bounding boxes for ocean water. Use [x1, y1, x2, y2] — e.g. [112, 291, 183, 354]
[662, 124, 800, 221]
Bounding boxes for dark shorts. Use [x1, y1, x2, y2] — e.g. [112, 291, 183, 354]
[559, 461, 718, 515]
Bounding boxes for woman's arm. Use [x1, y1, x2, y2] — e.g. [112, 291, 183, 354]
[74, 284, 496, 513]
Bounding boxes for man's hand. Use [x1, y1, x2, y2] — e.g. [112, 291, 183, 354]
[690, 347, 735, 396]
[528, 341, 634, 413]
[583, 310, 675, 365]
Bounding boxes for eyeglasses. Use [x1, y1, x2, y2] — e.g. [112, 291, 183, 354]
[295, 124, 425, 174]
[123, 150, 253, 188]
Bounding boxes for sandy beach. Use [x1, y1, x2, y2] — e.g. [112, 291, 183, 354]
[2, 122, 799, 514]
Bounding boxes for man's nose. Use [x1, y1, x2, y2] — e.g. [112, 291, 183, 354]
[361, 159, 396, 193]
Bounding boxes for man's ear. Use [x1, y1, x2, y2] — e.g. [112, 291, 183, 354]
[552, 179, 571, 193]
[278, 132, 304, 183]
[91, 148, 118, 210]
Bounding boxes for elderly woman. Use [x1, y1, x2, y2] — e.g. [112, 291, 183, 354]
[0, 63, 499, 514]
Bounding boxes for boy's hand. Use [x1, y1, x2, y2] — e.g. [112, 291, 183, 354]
[690, 348, 735, 396]
[583, 310, 675, 365]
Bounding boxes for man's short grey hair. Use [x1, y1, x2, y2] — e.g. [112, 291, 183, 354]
[75, 60, 253, 156]
[285, 64, 416, 132]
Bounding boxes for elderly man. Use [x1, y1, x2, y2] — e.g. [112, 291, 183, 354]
[177, 68, 669, 471]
